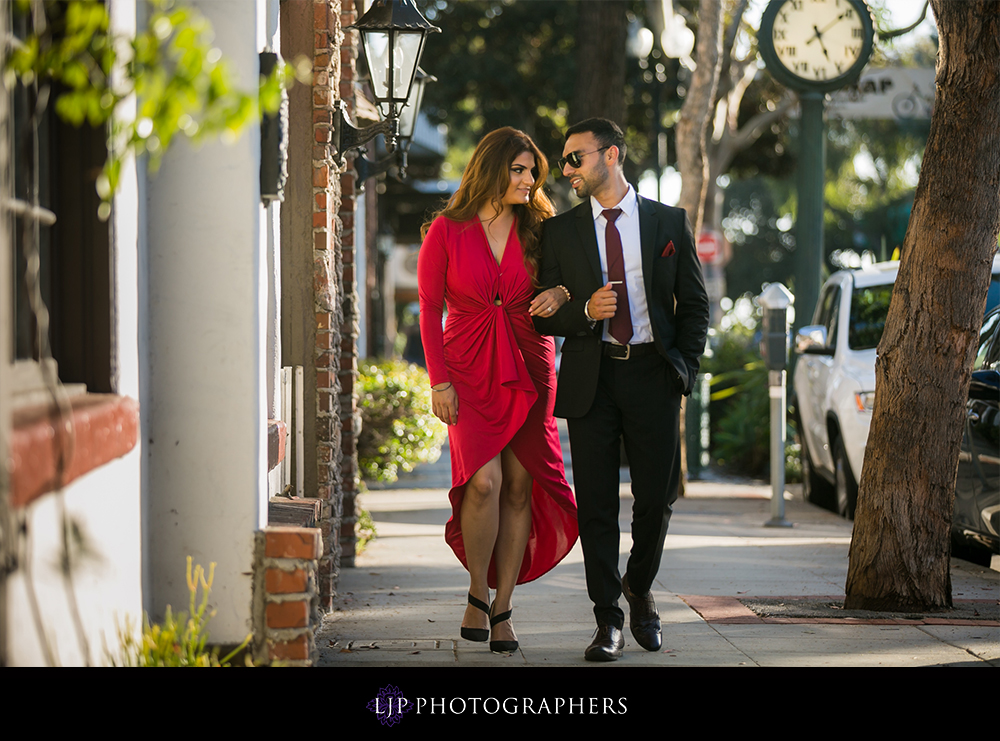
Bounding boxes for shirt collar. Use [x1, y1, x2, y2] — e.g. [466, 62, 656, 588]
[591, 184, 637, 222]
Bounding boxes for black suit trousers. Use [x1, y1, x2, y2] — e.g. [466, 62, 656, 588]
[567, 349, 681, 630]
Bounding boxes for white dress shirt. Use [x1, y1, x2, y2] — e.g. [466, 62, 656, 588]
[590, 185, 653, 345]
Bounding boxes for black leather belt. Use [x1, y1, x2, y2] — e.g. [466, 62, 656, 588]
[602, 342, 657, 360]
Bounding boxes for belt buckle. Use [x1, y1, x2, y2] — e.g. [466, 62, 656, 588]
[610, 343, 630, 360]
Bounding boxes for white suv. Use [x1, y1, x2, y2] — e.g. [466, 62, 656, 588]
[793, 262, 897, 518]
[793, 256, 1000, 519]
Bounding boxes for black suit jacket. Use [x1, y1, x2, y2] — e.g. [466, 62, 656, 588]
[533, 194, 710, 419]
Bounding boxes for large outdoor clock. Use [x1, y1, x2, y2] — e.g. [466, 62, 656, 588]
[759, 0, 875, 93]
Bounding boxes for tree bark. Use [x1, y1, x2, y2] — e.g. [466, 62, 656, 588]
[675, 0, 724, 236]
[672, 0, 725, 496]
[844, 0, 1000, 611]
[572, 1, 628, 124]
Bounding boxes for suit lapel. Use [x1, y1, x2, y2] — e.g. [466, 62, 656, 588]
[574, 202, 604, 285]
[637, 195, 658, 297]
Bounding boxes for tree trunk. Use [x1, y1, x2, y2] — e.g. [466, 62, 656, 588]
[572, 1, 627, 124]
[675, 0, 724, 235]
[844, 0, 1000, 611]
[672, 0, 725, 495]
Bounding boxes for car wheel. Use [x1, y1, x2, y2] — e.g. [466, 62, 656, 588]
[834, 436, 859, 520]
[797, 415, 835, 510]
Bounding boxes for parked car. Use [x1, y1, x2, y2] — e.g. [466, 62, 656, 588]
[793, 256, 1000, 563]
[954, 306, 999, 561]
[793, 261, 897, 519]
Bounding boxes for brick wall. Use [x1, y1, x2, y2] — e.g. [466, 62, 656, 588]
[311, 0, 361, 605]
[312, 0, 342, 611]
[337, 0, 360, 569]
[254, 527, 322, 666]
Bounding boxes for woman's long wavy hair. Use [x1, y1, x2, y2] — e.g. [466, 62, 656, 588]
[422, 127, 555, 283]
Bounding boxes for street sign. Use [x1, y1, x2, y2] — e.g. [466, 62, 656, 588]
[828, 67, 935, 121]
[696, 231, 722, 264]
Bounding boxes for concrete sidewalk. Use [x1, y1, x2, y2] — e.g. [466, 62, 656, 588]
[317, 432, 999, 668]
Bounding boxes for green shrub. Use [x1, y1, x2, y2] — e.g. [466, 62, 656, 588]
[703, 294, 799, 480]
[710, 363, 769, 474]
[356, 507, 377, 556]
[785, 441, 802, 484]
[357, 359, 447, 483]
[116, 557, 251, 667]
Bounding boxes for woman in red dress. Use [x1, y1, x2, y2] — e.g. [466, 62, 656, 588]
[418, 128, 578, 653]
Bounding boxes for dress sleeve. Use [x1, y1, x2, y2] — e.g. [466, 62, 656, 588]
[418, 217, 450, 386]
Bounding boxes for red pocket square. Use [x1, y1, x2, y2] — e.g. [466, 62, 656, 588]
[660, 241, 675, 258]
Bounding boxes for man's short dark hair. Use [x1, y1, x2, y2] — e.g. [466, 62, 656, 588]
[566, 118, 627, 165]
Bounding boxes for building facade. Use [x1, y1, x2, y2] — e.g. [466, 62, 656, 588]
[0, 0, 364, 666]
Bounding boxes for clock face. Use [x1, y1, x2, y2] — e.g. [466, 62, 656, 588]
[761, 0, 874, 92]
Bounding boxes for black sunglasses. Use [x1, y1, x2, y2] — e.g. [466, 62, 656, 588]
[557, 146, 610, 170]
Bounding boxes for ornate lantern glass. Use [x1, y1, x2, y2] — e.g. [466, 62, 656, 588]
[353, 0, 440, 121]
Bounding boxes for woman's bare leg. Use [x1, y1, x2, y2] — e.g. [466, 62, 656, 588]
[460, 454, 502, 633]
[490, 446, 533, 644]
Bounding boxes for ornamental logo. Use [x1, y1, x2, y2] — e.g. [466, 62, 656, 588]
[367, 685, 413, 726]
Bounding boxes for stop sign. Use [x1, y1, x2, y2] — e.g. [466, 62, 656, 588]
[696, 231, 722, 264]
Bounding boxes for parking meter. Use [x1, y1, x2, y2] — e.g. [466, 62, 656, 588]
[759, 283, 794, 371]
[758, 283, 794, 528]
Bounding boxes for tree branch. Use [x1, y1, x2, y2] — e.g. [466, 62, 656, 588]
[715, 0, 751, 105]
[676, 0, 725, 230]
[880, 0, 930, 40]
[723, 0, 750, 64]
[711, 96, 794, 176]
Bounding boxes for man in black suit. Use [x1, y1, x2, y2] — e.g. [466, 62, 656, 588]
[532, 118, 709, 661]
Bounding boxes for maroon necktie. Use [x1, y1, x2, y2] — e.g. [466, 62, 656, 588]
[603, 208, 633, 345]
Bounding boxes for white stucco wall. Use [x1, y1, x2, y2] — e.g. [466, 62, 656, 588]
[7, 451, 143, 666]
[262, 0, 280, 424]
[356, 192, 368, 359]
[143, 0, 267, 644]
[4, 0, 145, 669]
[264, 0, 283, 497]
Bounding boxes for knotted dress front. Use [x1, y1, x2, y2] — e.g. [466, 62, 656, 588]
[418, 215, 578, 586]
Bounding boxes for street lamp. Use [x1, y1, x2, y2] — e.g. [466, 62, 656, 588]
[626, 17, 663, 201]
[355, 67, 436, 183]
[334, 0, 440, 165]
[397, 66, 435, 152]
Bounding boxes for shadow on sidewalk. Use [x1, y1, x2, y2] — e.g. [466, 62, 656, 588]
[324, 445, 999, 669]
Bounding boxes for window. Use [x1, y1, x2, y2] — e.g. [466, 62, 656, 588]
[813, 283, 841, 351]
[974, 310, 1000, 371]
[2, 2, 133, 508]
[7, 2, 113, 397]
[849, 283, 894, 351]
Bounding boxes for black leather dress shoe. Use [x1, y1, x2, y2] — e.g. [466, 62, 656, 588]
[584, 624, 624, 662]
[621, 573, 662, 652]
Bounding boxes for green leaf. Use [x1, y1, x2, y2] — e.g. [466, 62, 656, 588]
[62, 59, 90, 89]
[9, 0, 294, 213]
[55, 91, 89, 126]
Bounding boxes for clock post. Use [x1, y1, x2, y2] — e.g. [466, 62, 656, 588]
[758, 0, 875, 328]
[797, 91, 826, 337]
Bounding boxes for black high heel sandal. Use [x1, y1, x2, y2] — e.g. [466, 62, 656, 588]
[489, 603, 518, 654]
[461, 593, 490, 642]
